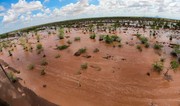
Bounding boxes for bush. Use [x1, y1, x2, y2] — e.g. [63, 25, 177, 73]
[140, 37, 148, 44]
[67, 40, 72, 44]
[28, 64, 35, 70]
[74, 48, 86, 56]
[144, 42, 149, 48]
[40, 69, 46, 75]
[36, 43, 43, 50]
[7, 72, 17, 83]
[136, 34, 141, 38]
[93, 48, 99, 53]
[56, 45, 69, 50]
[41, 59, 48, 66]
[8, 50, 12, 56]
[55, 54, 61, 58]
[104, 35, 113, 44]
[111, 35, 121, 42]
[153, 44, 163, 50]
[153, 62, 163, 73]
[81, 63, 88, 70]
[170, 60, 179, 70]
[58, 28, 64, 39]
[136, 45, 142, 52]
[74, 37, 81, 41]
[99, 35, 105, 41]
[90, 34, 96, 39]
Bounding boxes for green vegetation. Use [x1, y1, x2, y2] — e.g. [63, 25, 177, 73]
[104, 35, 113, 44]
[136, 34, 141, 38]
[74, 48, 86, 56]
[90, 33, 96, 39]
[74, 37, 81, 41]
[99, 35, 105, 41]
[56, 45, 69, 50]
[153, 61, 163, 73]
[144, 42, 150, 48]
[81, 63, 88, 70]
[171, 45, 180, 57]
[41, 59, 48, 66]
[153, 43, 163, 50]
[58, 28, 64, 39]
[67, 40, 72, 44]
[8, 50, 12, 56]
[136, 45, 142, 52]
[40, 69, 46, 75]
[140, 36, 148, 44]
[55, 54, 61, 58]
[28, 64, 35, 70]
[170, 60, 179, 70]
[7, 72, 17, 83]
[36, 43, 43, 50]
[93, 48, 99, 53]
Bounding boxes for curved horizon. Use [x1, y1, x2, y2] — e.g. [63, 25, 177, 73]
[0, 0, 180, 34]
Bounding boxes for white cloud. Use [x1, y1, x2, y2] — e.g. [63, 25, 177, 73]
[0, 6, 5, 11]
[44, 0, 50, 3]
[2, 0, 43, 23]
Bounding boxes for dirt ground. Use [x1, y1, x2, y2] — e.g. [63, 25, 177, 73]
[0, 27, 180, 106]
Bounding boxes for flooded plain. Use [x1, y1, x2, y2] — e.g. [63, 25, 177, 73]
[0, 27, 180, 106]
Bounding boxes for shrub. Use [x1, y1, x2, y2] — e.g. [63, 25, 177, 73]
[99, 35, 105, 41]
[140, 37, 148, 44]
[90, 34, 96, 39]
[7, 72, 17, 83]
[104, 35, 113, 44]
[74, 37, 81, 41]
[28, 64, 35, 70]
[153, 62, 163, 73]
[111, 35, 121, 42]
[56, 45, 69, 50]
[40, 69, 46, 75]
[36, 43, 43, 50]
[170, 60, 179, 70]
[74, 48, 86, 56]
[67, 40, 72, 44]
[8, 50, 12, 56]
[93, 48, 99, 53]
[58, 28, 64, 39]
[153, 44, 163, 50]
[55, 54, 61, 58]
[41, 59, 48, 66]
[136, 45, 142, 52]
[136, 34, 141, 38]
[144, 42, 149, 48]
[81, 63, 88, 70]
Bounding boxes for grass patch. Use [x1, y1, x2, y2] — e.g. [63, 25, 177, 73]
[93, 48, 99, 53]
[36, 43, 43, 50]
[67, 40, 72, 44]
[56, 45, 69, 50]
[153, 43, 163, 50]
[41, 59, 48, 66]
[170, 60, 179, 70]
[90, 34, 96, 39]
[74, 48, 86, 56]
[74, 37, 81, 41]
[7, 72, 17, 83]
[153, 61, 163, 73]
[136, 45, 142, 52]
[58, 28, 64, 39]
[28, 64, 35, 70]
[55, 54, 61, 58]
[81, 63, 88, 70]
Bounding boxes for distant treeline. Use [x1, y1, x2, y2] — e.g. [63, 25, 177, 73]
[0, 17, 180, 39]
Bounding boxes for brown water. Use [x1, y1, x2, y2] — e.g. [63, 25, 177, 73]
[0, 27, 180, 106]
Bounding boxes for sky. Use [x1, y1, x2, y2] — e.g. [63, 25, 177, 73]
[0, 0, 180, 34]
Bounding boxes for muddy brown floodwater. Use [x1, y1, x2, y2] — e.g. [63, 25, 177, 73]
[0, 27, 180, 106]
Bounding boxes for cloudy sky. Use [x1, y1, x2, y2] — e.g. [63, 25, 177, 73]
[0, 0, 180, 34]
